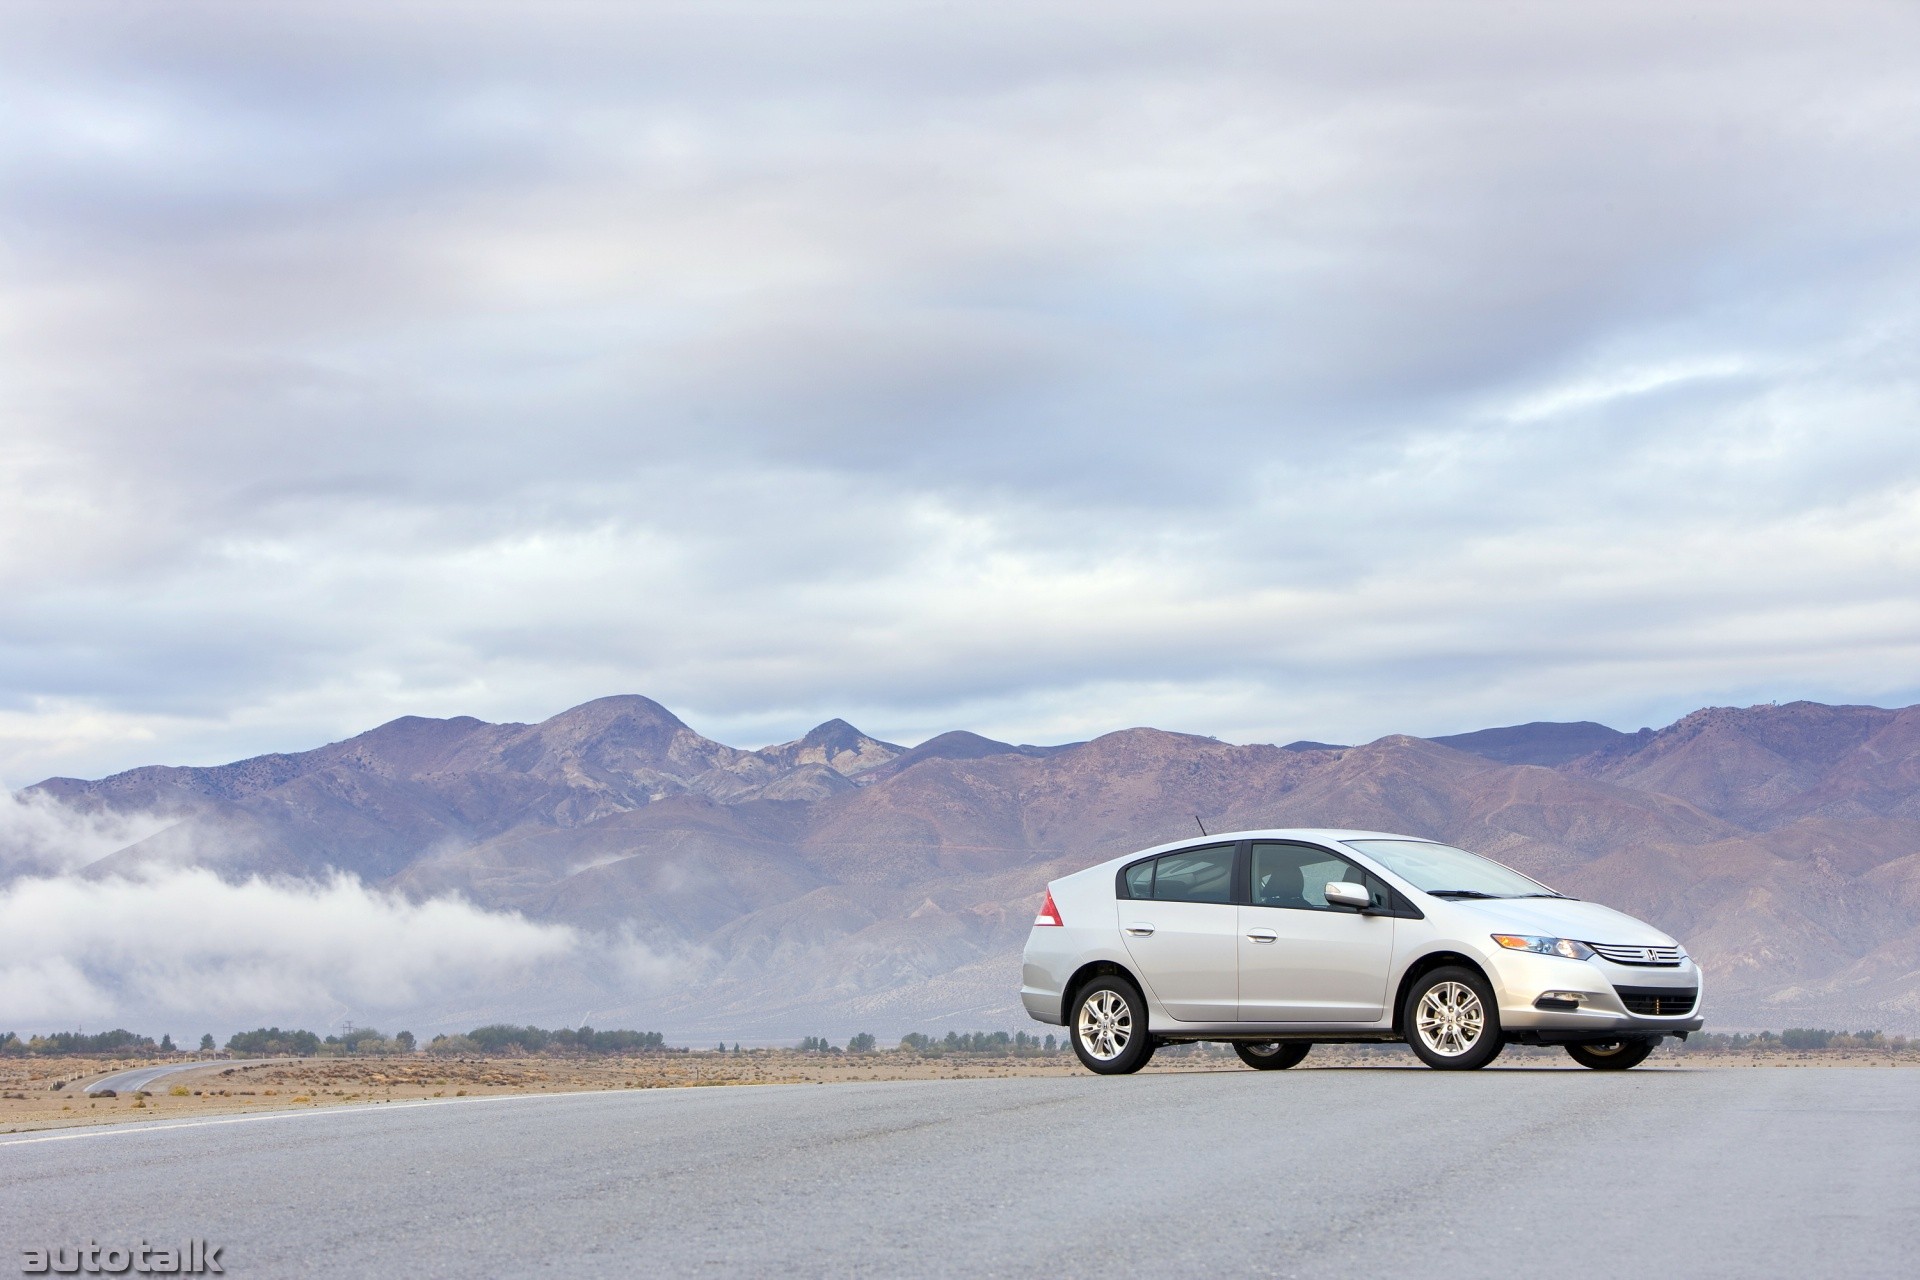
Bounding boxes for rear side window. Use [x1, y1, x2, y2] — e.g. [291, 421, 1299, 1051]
[1149, 845, 1235, 903]
[1122, 860, 1155, 899]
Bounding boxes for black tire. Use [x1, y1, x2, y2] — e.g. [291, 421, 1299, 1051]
[1403, 965, 1505, 1070]
[1566, 1039, 1656, 1070]
[1068, 977, 1156, 1075]
[1234, 1042, 1311, 1071]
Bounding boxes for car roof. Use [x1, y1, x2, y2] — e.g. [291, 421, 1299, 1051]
[1069, 828, 1435, 878]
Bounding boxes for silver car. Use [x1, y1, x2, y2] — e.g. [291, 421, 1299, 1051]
[1021, 828, 1703, 1072]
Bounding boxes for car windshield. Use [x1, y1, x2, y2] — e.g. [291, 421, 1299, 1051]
[1342, 839, 1557, 898]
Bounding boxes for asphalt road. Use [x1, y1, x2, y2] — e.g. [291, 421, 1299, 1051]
[83, 1059, 285, 1096]
[5, 1067, 1915, 1278]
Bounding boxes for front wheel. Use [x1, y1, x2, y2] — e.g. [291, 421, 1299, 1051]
[1565, 1039, 1656, 1070]
[1234, 1042, 1311, 1071]
[1069, 977, 1156, 1075]
[1404, 966, 1505, 1070]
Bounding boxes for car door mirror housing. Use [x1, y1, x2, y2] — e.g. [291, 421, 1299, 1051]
[1324, 881, 1371, 910]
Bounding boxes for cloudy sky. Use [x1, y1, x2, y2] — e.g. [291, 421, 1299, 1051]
[4, 1, 1919, 787]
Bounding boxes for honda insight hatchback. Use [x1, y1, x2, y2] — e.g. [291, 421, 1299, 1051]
[1022, 829, 1702, 1073]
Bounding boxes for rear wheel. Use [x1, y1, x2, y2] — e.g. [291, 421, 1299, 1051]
[1234, 1042, 1311, 1071]
[1404, 966, 1505, 1070]
[1069, 977, 1155, 1075]
[1565, 1039, 1656, 1070]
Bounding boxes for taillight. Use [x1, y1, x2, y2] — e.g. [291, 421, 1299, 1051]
[1034, 889, 1064, 927]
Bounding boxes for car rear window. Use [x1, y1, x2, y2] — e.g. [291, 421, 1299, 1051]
[1150, 845, 1234, 903]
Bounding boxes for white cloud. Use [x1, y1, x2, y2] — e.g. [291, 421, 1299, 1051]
[0, 788, 175, 875]
[2, 2, 1920, 781]
[0, 856, 706, 1037]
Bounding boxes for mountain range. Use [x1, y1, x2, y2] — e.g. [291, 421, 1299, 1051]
[21, 695, 1920, 1035]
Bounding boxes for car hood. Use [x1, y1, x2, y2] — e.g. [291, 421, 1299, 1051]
[1441, 896, 1678, 946]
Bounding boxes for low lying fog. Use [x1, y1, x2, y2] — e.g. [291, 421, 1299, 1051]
[0, 796, 683, 1037]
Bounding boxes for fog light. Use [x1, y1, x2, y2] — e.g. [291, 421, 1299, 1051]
[1534, 991, 1586, 1011]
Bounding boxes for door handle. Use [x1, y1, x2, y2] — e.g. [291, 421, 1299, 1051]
[1245, 929, 1278, 943]
[1124, 923, 1156, 937]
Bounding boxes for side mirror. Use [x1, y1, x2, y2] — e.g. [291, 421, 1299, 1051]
[1324, 881, 1372, 910]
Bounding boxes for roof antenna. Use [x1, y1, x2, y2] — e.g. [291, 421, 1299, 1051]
[1194, 815, 1208, 837]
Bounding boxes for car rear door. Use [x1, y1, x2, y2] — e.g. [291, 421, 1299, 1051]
[1117, 842, 1240, 1022]
[1237, 841, 1395, 1022]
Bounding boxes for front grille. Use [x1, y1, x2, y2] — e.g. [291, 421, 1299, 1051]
[1615, 986, 1698, 1016]
[1590, 942, 1684, 966]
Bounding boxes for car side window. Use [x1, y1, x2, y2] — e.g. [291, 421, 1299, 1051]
[1250, 842, 1387, 912]
[1150, 844, 1235, 903]
[1122, 860, 1155, 899]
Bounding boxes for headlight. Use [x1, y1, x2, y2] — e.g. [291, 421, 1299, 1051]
[1492, 934, 1595, 961]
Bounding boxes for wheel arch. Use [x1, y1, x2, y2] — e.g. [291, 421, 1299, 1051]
[1062, 959, 1144, 1024]
[1391, 950, 1491, 1036]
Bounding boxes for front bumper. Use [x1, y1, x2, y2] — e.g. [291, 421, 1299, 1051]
[1487, 947, 1704, 1038]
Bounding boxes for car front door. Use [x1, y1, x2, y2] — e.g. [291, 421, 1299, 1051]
[1237, 841, 1395, 1022]
[1117, 843, 1240, 1022]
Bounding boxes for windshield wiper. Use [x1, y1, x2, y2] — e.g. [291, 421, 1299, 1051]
[1425, 889, 1498, 899]
[1514, 892, 1575, 900]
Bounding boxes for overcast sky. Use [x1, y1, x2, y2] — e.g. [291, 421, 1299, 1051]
[3, 1, 1919, 786]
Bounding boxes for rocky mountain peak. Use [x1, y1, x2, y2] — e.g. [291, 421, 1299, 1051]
[22, 693, 1920, 1034]
[1424, 720, 1631, 767]
[757, 719, 905, 778]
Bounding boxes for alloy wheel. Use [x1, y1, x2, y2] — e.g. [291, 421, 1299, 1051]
[1415, 980, 1485, 1057]
[1565, 1038, 1655, 1070]
[1076, 988, 1133, 1061]
[1233, 1040, 1311, 1070]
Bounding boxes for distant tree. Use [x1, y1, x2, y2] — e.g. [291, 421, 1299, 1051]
[33, 1029, 156, 1056]
[159, 1034, 175, 1052]
[226, 1027, 321, 1056]
[1044, 1034, 1057, 1052]
[395, 1030, 415, 1052]
[199, 1034, 215, 1052]
[580, 1029, 664, 1053]
[428, 1034, 480, 1056]
[848, 1033, 876, 1053]
[452, 1024, 664, 1056]
[468, 1024, 551, 1054]
[337, 1026, 387, 1054]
